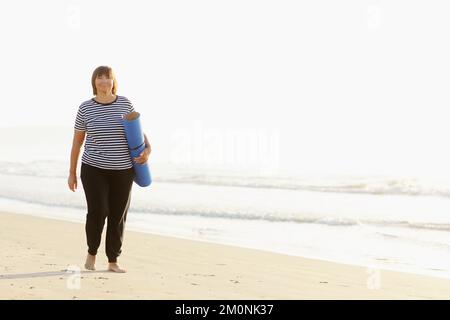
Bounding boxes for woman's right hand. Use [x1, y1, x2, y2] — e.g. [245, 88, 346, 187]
[68, 173, 77, 192]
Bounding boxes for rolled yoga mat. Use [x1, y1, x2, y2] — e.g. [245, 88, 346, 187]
[122, 111, 152, 187]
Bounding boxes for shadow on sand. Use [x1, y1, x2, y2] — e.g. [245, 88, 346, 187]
[0, 269, 112, 280]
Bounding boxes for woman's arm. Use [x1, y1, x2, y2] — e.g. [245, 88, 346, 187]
[68, 130, 85, 191]
[144, 133, 151, 154]
[132, 133, 151, 165]
[70, 130, 86, 175]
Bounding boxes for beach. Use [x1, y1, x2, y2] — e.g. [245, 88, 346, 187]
[1, 211, 449, 300]
[2, 0, 450, 303]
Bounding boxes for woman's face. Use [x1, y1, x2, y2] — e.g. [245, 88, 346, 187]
[95, 74, 113, 94]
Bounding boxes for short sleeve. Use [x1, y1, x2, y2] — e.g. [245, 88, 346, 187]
[74, 105, 86, 131]
[125, 97, 135, 113]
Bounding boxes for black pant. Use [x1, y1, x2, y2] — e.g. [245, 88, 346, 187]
[80, 162, 134, 263]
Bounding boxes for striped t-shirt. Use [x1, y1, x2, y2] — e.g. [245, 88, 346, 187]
[74, 95, 135, 170]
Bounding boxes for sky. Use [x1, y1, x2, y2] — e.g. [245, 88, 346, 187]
[1, 0, 449, 178]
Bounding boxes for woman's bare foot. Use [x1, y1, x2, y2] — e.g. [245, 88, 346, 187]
[84, 254, 96, 270]
[108, 262, 126, 273]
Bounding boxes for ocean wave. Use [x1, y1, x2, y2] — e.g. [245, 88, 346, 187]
[1, 160, 450, 198]
[1, 194, 450, 233]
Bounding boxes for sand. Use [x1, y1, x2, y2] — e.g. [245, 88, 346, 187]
[0, 211, 449, 299]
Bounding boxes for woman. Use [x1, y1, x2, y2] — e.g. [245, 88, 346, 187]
[67, 66, 151, 273]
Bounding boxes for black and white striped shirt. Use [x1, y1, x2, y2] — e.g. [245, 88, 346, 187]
[74, 95, 135, 170]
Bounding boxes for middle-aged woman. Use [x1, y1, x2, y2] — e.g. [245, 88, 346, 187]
[67, 65, 151, 273]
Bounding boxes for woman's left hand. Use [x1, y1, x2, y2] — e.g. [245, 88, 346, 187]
[133, 146, 151, 165]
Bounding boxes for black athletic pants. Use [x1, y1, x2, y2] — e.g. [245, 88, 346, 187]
[80, 162, 134, 263]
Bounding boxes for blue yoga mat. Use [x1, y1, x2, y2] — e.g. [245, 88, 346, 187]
[122, 112, 152, 187]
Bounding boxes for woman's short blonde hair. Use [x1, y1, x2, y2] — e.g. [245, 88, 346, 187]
[91, 66, 118, 95]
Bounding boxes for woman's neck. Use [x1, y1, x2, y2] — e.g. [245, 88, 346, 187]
[95, 92, 116, 103]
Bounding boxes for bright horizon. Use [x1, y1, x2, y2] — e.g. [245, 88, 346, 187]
[1, 1, 449, 178]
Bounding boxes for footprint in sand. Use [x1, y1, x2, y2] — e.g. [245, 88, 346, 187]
[186, 273, 216, 277]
